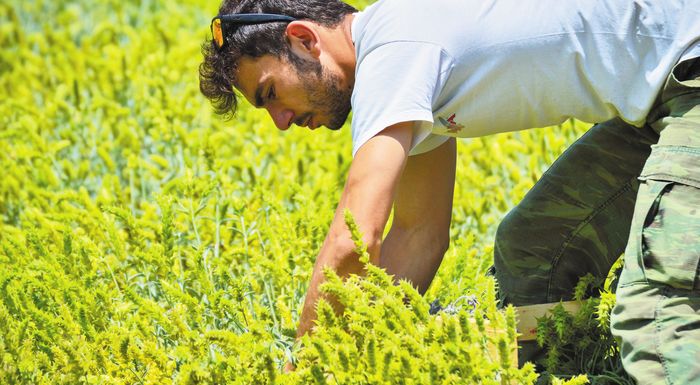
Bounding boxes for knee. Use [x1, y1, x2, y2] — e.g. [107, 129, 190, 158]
[494, 209, 522, 262]
[492, 210, 524, 296]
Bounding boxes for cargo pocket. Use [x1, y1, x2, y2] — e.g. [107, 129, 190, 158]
[618, 179, 672, 287]
[638, 178, 700, 290]
[619, 145, 700, 290]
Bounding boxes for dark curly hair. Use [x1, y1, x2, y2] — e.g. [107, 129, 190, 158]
[199, 0, 357, 119]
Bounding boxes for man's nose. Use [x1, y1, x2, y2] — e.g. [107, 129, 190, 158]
[267, 105, 293, 131]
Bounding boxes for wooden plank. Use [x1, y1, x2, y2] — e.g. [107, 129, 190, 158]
[515, 301, 583, 341]
[430, 300, 582, 372]
[480, 318, 519, 367]
[433, 315, 518, 368]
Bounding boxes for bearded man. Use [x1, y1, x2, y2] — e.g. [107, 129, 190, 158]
[199, 0, 700, 382]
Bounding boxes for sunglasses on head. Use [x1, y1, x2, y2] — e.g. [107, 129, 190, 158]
[210, 13, 297, 49]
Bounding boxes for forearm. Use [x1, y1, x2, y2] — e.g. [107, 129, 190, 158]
[295, 247, 353, 337]
[380, 138, 455, 294]
[295, 227, 381, 338]
[294, 224, 446, 342]
[380, 225, 448, 294]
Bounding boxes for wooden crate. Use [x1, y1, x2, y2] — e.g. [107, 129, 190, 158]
[479, 300, 584, 369]
[435, 300, 583, 371]
[515, 300, 583, 342]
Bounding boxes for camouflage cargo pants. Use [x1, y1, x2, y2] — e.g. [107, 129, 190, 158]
[493, 54, 700, 383]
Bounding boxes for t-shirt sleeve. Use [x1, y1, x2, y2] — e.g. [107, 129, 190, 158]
[350, 41, 454, 157]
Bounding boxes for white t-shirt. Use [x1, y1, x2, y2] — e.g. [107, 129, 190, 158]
[350, 0, 700, 156]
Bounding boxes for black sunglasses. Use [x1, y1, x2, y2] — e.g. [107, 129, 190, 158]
[210, 13, 297, 49]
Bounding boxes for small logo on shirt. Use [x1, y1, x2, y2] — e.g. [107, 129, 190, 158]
[438, 113, 464, 133]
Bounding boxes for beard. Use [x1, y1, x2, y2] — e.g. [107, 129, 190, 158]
[290, 55, 352, 130]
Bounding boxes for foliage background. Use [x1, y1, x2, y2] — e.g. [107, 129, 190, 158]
[0, 0, 617, 383]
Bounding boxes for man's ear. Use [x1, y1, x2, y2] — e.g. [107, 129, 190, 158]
[285, 21, 321, 60]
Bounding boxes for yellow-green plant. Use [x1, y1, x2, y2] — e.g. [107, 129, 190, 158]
[282, 210, 537, 385]
[534, 264, 632, 384]
[1, 0, 618, 384]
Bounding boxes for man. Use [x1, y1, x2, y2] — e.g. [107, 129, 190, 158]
[199, 0, 700, 382]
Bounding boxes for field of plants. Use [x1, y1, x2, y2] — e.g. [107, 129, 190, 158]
[1, 0, 627, 384]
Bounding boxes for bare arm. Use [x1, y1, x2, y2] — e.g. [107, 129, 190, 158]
[294, 122, 415, 339]
[381, 138, 457, 294]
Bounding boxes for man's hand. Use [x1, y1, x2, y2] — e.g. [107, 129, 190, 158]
[294, 121, 415, 339]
